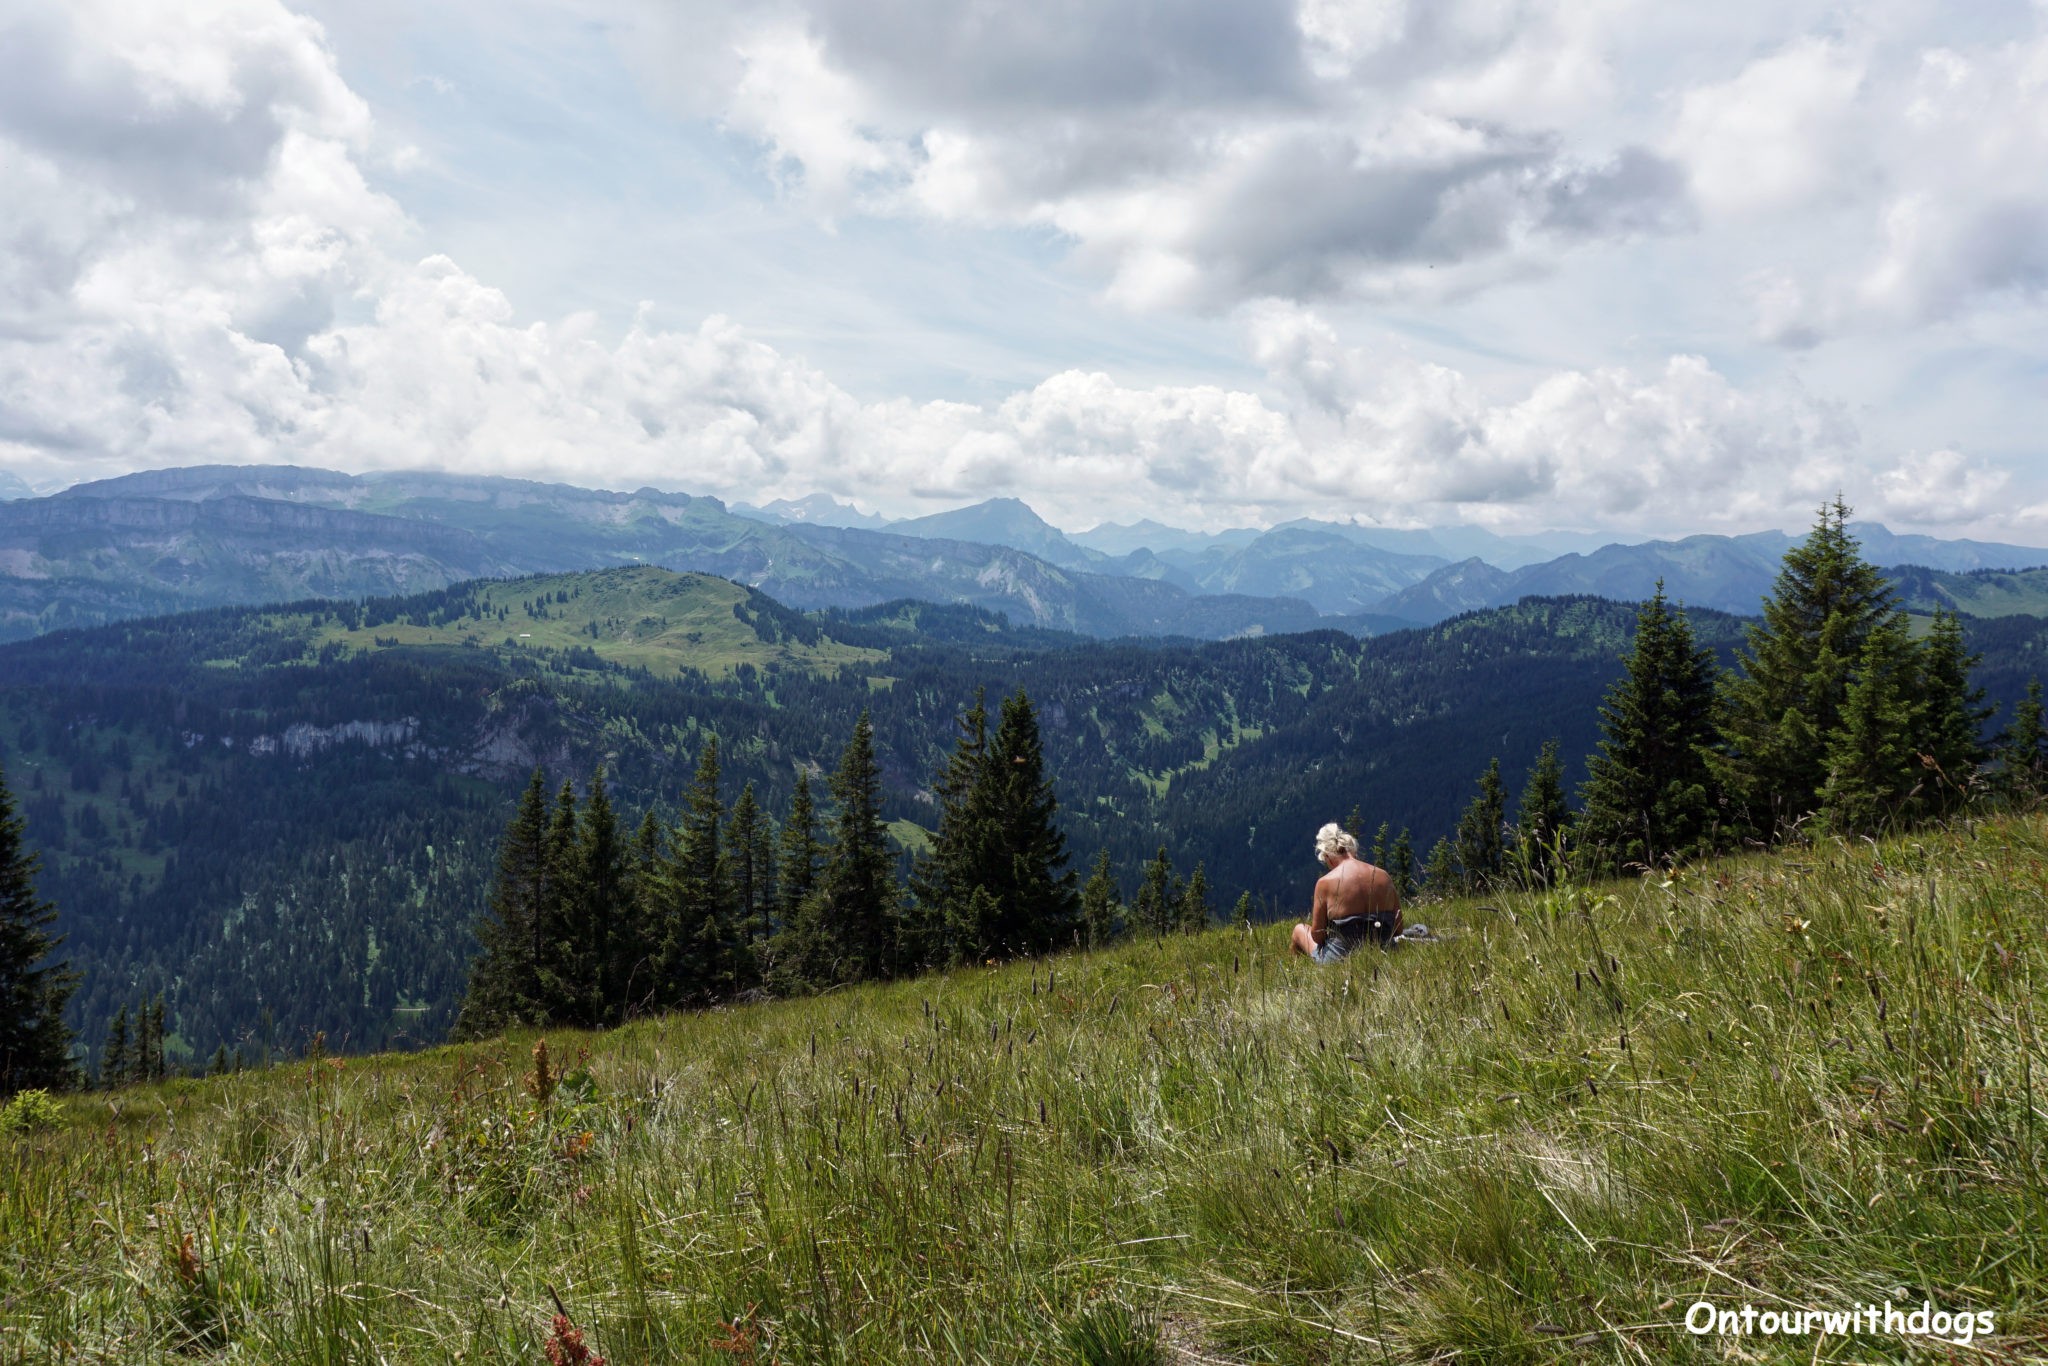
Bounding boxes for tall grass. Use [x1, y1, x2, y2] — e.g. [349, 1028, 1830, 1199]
[3, 816, 2044, 1362]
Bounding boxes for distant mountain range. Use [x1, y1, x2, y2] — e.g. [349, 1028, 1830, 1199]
[0, 467, 1327, 643]
[2, 463, 2045, 643]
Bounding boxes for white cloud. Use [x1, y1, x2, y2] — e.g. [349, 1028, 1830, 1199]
[0, 0, 2043, 548]
[594, 0, 2048, 350]
[632, 0, 1691, 311]
[1662, 25, 2048, 342]
[1241, 302, 1897, 529]
[1667, 39, 1868, 221]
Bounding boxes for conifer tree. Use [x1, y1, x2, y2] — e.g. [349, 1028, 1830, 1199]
[455, 769, 554, 1039]
[1177, 861, 1213, 933]
[908, 691, 992, 967]
[1389, 829, 1416, 899]
[1716, 499, 1897, 832]
[1514, 740, 1573, 884]
[1421, 837, 1459, 899]
[1578, 585, 1721, 871]
[1370, 821, 1390, 868]
[1231, 890, 1254, 932]
[1132, 846, 1178, 936]
[209, 1044, 230, 1078]
[101, 1006, 129, 1090]
[768, 773, 831, 992]
[573, 766, 627, 1026]
[726, 782, 773, 968]
[665, 738, 738, 1003]
[1914, 609, 1991, 815]
[1455, 758, 1508, 891]
[0, 757, 76, 1094]
[1079, 849, 1123, 949]
[731, 783, 778, 946]
[618, 809, 666, 1019]
[983, 692, 1079, 954]
[1820, 616, 1925, 834]
[2000, 677, 2048, 798]
[820, 712, 901, 984]
[134, 1002, 156, 1085]
[146, 996, 166, 1080]
[777, 773, 822, 924]
[947, 886, 1000, 966]
[533, 779, 583, 1021]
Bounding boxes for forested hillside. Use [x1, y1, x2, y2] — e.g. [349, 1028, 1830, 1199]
[6, 558, 2041, 1069]
[0, 570, 1722, 1065]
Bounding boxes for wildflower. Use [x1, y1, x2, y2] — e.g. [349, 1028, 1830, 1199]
[544, 1313, 605, 1366]
[525, 1039, 557, 1104]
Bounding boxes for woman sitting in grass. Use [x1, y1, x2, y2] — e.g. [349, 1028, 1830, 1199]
[1290, 822, 1401, 962]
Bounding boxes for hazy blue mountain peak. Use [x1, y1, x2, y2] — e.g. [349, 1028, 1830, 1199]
[732, 491, 889, 529]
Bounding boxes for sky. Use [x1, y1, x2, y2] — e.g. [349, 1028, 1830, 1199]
[1, 0, 2046, 538]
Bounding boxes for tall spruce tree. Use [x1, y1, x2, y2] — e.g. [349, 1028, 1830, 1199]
[984, 692, 1079, 954]
[908, 690, 993, 967]
[1079, 849, 1124, 949]
[1177, 861, 1213, 933]
[726, 782, 775, 973]
[665, 737, 740, 1004]
[1454, 758, 1508, 891]
[0, 757, 75, 1093]
[2000, 677, 2048, 798]
[1514, 739, 1573, 885]
[573, 766, 627, 1027]
[1420, 837, 1459, 899]
[145, 996, 166, 1080]
[618, 809, 667, 1019]
[1389, 828, 1416, 899]
[100, 1006, 129, 1090]
[1577, 584, 1721, 871]
[532, 779, 583, 1022]
[454, 768, 554, 1040]
[1914, 609, 1991, 815]
[1715, 499, 1896, 832]
[777, 773, 822, 924]
[820, 712, 901, 984]
[1819, 615, 1925, 834]
[768, 773, 832, 992]
[1132, 846, 1178, 936]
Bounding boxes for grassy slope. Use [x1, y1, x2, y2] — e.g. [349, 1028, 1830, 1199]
[4, 819, 2045, 1363]
[310, 566, 884, 679]
[1896, 566, 2048, 620]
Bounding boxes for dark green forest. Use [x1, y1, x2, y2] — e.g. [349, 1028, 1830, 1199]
[2, 556, 2041, 1072]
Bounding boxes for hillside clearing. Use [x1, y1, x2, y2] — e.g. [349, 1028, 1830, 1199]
[313, 567, 885, 679]
[3, 818, 2045, 1362]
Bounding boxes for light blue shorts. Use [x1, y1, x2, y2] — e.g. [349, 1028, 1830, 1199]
[1311, 935, 1357, 964]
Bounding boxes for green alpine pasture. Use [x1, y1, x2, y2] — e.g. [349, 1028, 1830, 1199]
[4, 817, 2045, 1363]
[312, 567, 885, 679]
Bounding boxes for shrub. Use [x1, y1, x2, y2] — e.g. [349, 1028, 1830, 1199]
[0, 1088, 63, 1135]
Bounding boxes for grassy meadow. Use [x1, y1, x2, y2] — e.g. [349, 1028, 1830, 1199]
[311, 568, 886, 680]
[4, 816, 2046, 1363]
